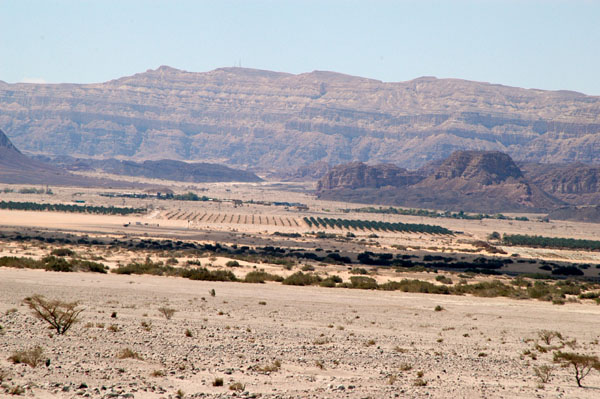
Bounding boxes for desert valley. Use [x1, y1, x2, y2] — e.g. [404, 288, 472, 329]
[6, 2, 600, 398]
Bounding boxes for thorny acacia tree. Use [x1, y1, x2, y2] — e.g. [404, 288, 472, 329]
[553, 351, 600, 387]
[24, 295, 84, 335]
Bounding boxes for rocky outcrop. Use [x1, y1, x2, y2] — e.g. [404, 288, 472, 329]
[428, 151, 523, 184]
[317, 151, 564, 213]
[316, 162, 425, 190]
[1, 66, 600, 171]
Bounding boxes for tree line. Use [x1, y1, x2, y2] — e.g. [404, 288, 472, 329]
[0, 201, 145, 215]
[303, 216, 453, 235]
[503, 234, 600, 251]
[345, 206, 529, 222]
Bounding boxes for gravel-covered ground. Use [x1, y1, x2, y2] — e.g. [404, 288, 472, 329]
[1, 268, 600, 398]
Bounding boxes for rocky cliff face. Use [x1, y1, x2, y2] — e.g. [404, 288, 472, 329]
[1, 66, 600, 170]
[316, 151, 563, 212]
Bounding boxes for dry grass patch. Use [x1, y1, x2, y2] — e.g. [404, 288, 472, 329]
[158, 306, 176, 320]
[255, 360, 281, 373]
[118, 348, 143, 360]
[229, 382, 245, 391]
[8, 346, 44, 368]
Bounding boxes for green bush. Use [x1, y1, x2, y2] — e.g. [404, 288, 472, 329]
[456, 280, 521, 298]
[379, 279, 450, 294]
[50, 248, 75, 257]
[350, 267, 368, 275]
[319, 275, 343, 287]
[244, 270, 284, 283]
[72, 259, 108, 273]
[349, 276, 378, 290]
[42, 256, 73, 272]
[0, 256, 44, 269]
[181, 268, 237, 282]
[282, 272, 322, 286]
[112, 260, 174, 276]
[435, 275, 453, 285]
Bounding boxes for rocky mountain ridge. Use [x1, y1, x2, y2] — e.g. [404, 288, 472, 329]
[0, 128, 261, 186]
[33, 156, 262, 183]
[1, 66, 600, 170]
[0, 129, 124, 186]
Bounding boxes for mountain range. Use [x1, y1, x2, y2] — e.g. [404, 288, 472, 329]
[1, 66, 600, 171]
[0, 129, 120, 187]
[33, 155, 262, 183]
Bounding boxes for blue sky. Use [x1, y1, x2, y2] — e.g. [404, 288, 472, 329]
[1, 0, 599, 94]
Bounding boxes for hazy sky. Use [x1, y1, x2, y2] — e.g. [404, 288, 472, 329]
[1, 0, 599, 94]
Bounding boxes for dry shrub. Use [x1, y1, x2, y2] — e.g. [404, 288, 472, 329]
[0, 368, 11, 382]
[158, 307, 176, 320]
[256, 360, 281, 373]
[533, 365, 553, 383]
[229, 382, 245, 391]
[538, 330, 563, 345]
[212, 377, 224, 386]
[9, 346, 44, 367]
[118, 348, 143, 360]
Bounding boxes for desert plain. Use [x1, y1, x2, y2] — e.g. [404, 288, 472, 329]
[1, 180, 600, 398]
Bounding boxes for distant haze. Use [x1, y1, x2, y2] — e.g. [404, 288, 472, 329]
[1, 0, 599, 94]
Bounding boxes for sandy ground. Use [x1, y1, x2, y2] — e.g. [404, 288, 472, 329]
[1, 268, 600, 398]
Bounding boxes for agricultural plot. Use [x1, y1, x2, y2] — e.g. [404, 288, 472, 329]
[303, 216, 453, 235]
[159, 212, 452, 234]
[160, 211, 301, 227]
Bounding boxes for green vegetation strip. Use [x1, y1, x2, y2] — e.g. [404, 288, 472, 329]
[303, 216, 452, 235]
[0, 256, 107, 273]
[503, 234, 600, 251]
[3, 254, 598, 304]
[0, 201, 145, 215]
[281, 272, 595, 304]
